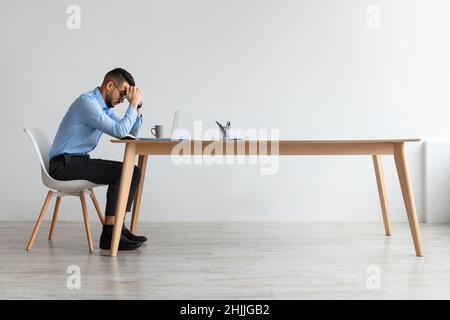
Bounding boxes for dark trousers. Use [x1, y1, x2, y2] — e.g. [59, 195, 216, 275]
[49, 154, 141, 217]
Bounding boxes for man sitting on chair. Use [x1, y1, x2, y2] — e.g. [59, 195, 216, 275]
[48, 68, 146, 251]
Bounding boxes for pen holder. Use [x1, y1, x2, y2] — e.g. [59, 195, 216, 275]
[215, 121, 231, 140]
[221, 127, 229, 140]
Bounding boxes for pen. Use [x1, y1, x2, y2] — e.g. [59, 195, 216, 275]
[215, 121, 225, 135]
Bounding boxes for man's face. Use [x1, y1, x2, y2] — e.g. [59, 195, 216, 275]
[105, 80, 130, 108]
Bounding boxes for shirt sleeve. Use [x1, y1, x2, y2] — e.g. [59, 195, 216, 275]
[78, 97, 138, 138]
[109, 109, 143, 137]
[130, 116, 143, 137]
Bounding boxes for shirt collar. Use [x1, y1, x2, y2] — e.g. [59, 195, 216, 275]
[93, 87, 108, 111]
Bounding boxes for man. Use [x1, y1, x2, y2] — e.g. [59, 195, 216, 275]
[49, 68, 146, 251]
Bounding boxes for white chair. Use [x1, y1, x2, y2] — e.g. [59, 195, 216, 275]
[23, 128, 105, 252]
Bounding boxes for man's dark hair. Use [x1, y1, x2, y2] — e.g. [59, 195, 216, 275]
[103, 68, 135, 86]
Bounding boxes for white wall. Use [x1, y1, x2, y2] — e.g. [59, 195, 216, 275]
[1, 0, 450, 222]
[424, 140, 450, 223]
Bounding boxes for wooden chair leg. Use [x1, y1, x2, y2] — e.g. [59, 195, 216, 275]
[26, 190, 53, 251]
[48, 196, 61, 240]
[89, 189, 105, 224]
[80, 191, 94, 252]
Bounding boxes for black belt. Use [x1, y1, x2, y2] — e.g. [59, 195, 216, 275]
[50, 153, 90, 163]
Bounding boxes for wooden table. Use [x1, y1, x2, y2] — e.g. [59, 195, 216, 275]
[109, 139, 423, 257]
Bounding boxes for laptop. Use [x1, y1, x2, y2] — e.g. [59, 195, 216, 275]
[170, 109, 180, 138]
[127, 109, 180, 140]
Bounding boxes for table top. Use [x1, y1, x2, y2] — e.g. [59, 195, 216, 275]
[111, 138, 421, 144]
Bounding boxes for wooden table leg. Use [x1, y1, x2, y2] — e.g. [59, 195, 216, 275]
[393, 143, 424, 257]
[110, 143, 137, 257]
[372, 155, 392, 236]
[130, 155, 148, 233]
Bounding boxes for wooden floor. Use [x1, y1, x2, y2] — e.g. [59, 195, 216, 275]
[1, 221, 450, 299]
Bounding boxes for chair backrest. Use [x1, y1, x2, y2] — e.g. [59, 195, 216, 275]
[23, 128, 52, 175]
[23, 128, 102, 193]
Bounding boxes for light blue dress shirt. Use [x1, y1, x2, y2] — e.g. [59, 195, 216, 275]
[49, 87, 143, 159]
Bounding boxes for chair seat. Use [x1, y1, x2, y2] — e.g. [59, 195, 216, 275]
[42, 171, 103, 193]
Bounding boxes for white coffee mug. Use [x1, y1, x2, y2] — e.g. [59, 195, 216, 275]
[151, 125, 168, 138]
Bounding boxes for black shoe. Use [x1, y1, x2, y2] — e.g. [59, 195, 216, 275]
[100, 226, 142, 251]
[122, 225, 148, 243]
